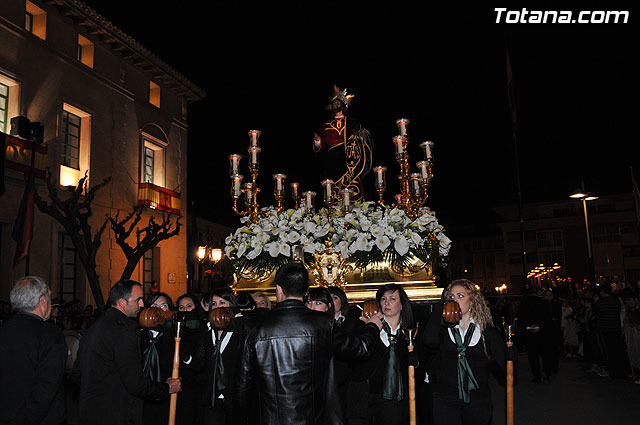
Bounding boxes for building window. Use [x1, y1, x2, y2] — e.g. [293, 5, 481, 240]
[58, 232, 77, 302]
[0, 75, 21, 133]
[62, 110, 80, 169]
[141, 134, 166, 187]
[149, 81, 161, 108]
[143, 146, 155, 183]
[0, 82, 8, 133]
[25, 1, 47, 40]
[592, 224, 620, 244]
[77, 34, 94, 68]
[537, 230, 562, 248]
[60, 103, 91, 187]
[142, 248, 159, 295]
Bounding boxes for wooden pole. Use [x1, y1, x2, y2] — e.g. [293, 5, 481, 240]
[408, 344, 416, 425]
[506, 324, 514, 425]
[168, 321, 182, 425]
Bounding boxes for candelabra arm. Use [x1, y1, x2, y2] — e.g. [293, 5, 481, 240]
[232, 197, 249, 217]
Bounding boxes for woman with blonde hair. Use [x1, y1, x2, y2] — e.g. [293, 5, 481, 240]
[422, 279, 512, 425]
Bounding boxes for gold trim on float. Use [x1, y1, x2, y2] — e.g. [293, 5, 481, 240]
[232, 276, 442, 304]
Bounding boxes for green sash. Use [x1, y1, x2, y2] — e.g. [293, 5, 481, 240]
[452, 323, 479, 403]
[381, 320, 404, 401]
[142, 330, 163, 382]
[210, 321, 235, 407]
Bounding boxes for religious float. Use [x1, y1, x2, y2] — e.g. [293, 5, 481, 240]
[224, 86, 450, 302]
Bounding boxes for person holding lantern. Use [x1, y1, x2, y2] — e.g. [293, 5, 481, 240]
[193, 287, 245, 425]
[312, 85, 373, 202]
[422, 279, 513, 425]
[345, 283, 419, 425]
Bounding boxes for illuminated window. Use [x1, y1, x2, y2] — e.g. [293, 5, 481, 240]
[0, 74, 21, 133]
[149, 81, 160, 107]
[77, 34, 94, 68]
[141, 134, 166, 187]
[60, 103, 91, 187]
[62, 111, 80, 169]
[25, 1, 47, 40]
[0, 83, 8, 133]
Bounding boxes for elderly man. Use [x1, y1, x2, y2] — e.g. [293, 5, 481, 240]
[0, 276, 67, 425]
[73, 279, 181, 425]
[234, 262, 383, 425]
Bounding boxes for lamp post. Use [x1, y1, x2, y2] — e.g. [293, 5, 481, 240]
[569, 182, 598, 284]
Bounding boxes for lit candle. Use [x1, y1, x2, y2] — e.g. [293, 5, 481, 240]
[396, 118, 410, 137]
[273, 173, 286, 196]
[410, 173, 422, 196]
[290, 182, 300, 199]
[229, 154, 242, 177]
[303, 191, 316, 213]
[248, 146, 261, 169]
[231, 174, 244, 197]
[244, 182, 253, 205]
[420, 140, 434, 160]
[416, 161, 429, 183]
[373, 166, 387, 190]
[248, 130, 261, 148]
[321, 179, 334, 203]
[393, 136, 406, 159]
[342, 188, 353, 212]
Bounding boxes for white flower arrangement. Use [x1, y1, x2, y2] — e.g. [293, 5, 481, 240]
[224, 202, 451, 277]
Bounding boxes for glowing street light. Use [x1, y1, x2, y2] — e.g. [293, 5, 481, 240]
[569, 181, 598, 283]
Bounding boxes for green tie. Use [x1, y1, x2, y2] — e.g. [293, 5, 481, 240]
[452, 323, 479, 403]
[381, 320, 404, 401]
[142, 330, 163, 382]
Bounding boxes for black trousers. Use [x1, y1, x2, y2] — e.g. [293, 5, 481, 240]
[431, 392, 492, 425]
[524, 330, 552, 379]
[347, 393, 408, 425]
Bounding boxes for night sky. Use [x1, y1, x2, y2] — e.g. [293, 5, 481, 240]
[81, 1, 636, 234]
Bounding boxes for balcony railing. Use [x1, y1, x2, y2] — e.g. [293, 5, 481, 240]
[138, 182, 181, 215]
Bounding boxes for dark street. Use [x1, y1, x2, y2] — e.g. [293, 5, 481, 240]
[489, 354, 640, 425]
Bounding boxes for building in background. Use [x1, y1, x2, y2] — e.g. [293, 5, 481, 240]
[447, 193, 640, 294]
[0, 0, 205, 305]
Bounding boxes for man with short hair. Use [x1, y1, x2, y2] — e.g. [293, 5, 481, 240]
[73, 279, 181, 425]
[235, 262, 383, 425]
[0, 276, 67, 425]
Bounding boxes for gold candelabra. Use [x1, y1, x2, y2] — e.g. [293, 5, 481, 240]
[229, 130, 301, 223]
[229, 118, 435, 224]
[373, 118, 434, 219]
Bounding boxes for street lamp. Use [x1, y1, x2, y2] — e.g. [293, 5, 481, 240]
[569, 182, 598, 283]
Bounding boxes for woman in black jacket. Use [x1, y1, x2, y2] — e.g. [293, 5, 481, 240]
[423, 279, 509, 425]
[346, 283, 416, 425]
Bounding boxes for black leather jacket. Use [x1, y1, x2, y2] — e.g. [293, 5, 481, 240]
[234, 298, 379, 425]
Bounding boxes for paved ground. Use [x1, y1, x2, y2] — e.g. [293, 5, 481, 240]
[489, 354, 640, 425]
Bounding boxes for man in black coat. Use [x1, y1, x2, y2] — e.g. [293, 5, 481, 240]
[518, 287, 553, 383]
[234, 263, 383, 425]
[72, 280, 181, 425]
[0, 276, 67, 425]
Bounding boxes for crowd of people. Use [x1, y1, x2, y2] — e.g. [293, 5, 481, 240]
[485, 275, 640, 385]
[1, 271, 638, 425]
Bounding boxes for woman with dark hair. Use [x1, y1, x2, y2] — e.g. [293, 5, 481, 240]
[327, 286, 349, 323]
[423, 279, 510, 425]
[305, 287, 335, 317]
[209, 287, 239, 315]
[346, 283, 417, 425]
[194, 287, 244, 425]
[176, 293, 198, 312]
